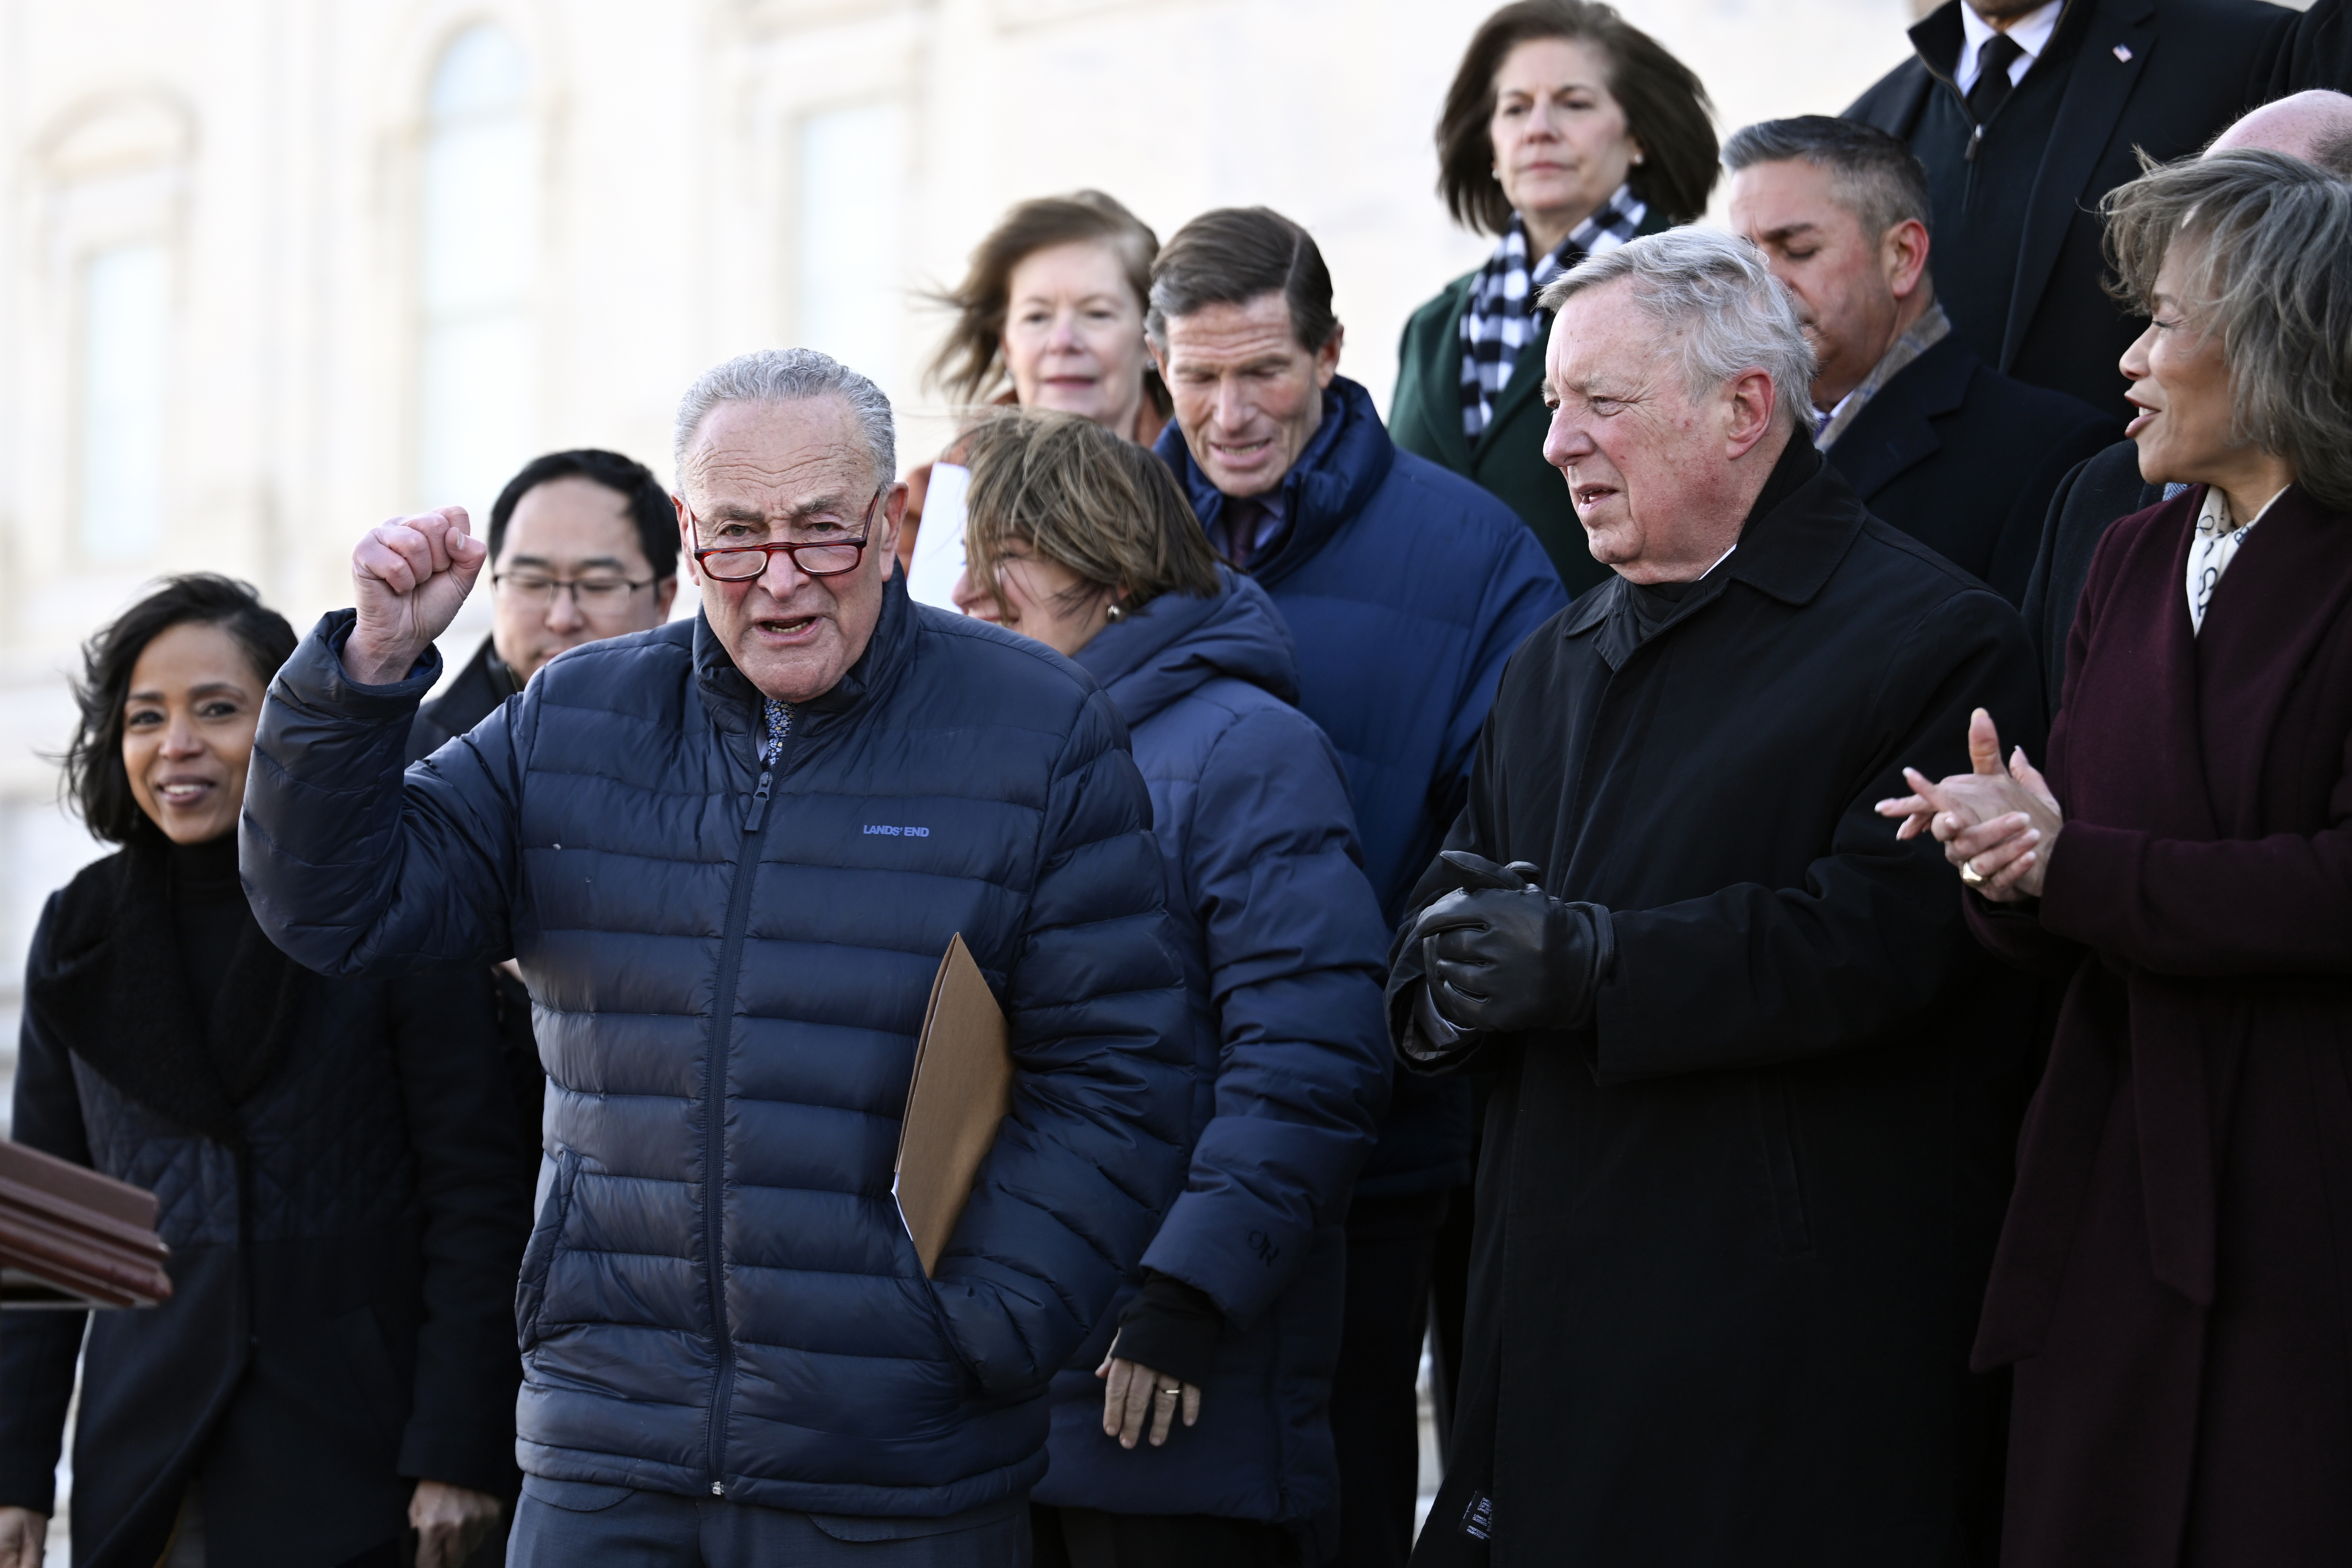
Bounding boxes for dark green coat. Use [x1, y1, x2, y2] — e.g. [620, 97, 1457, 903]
[1390, 210, 1671, 598]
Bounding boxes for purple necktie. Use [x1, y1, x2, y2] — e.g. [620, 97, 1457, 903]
[1219, 498, 1267, 569]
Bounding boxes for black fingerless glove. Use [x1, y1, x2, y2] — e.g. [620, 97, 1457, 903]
[1110, 1271, 1222, 1388]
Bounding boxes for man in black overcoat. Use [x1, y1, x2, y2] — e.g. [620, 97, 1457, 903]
[1845, 0, 2352, 420]
[404, 448, 681, 1170]
[1726, 116, 2115, 604]
[1389, 230, 2045, 1567]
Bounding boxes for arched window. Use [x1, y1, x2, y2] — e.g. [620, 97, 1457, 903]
[41, 93, 192, 563]
[415, 24, 535, 517]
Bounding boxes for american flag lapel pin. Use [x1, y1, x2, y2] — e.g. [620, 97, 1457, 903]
[2114, 43, 2133, 61]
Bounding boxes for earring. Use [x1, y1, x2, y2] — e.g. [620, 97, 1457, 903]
[1105, 602, 1125, 622]
[1631, 151, 1645, 166]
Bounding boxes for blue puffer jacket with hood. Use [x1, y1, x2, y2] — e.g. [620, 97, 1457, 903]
[1156, 379, 1567, 1195]
[1030, 568, 1391, 1552]
[238, 573, 1195, 1517]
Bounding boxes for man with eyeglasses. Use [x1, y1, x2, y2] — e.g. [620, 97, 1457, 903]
[405, 448, 680, 764]
[1148, 207, 1566, 1567]
[400, 452, 685, 1499]
[239, 348, 1192, 1566]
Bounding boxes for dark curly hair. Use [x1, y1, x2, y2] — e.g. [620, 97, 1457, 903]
[63, 574, 298, 845]
[1436, 0, 1717, 233]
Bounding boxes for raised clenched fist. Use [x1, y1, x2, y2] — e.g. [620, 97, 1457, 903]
[342, 506, 489, 687]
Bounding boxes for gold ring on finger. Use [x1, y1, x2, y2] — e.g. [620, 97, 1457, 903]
[1959, 861, 1985, 885]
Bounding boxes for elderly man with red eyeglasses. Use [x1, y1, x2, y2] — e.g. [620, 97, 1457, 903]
[237, 347, 1196, 1568]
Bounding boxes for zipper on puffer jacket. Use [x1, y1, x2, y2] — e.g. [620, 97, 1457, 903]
[702, 706, 787, 1495]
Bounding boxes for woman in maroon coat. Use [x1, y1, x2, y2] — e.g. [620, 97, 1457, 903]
[1881, 149, 2352, 1566]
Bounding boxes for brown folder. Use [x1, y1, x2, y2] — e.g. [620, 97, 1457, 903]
[893, 934, 1015, 1278]
[0, 1139, 173, 1310]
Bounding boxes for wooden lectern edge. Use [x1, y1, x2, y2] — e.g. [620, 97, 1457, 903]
[0, 1143, 176, 1310]
[0, 1174, 170, 1253]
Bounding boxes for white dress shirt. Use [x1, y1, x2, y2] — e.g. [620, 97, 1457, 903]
[1956, 1, 2063, 94]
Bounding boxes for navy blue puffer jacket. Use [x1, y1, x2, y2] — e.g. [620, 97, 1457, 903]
[240, 573, 1195, 1516]
[1030, 570, 1390, 1547]
[1156, 381, 1566, 1195]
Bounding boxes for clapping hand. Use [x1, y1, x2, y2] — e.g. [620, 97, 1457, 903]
[1876, 708, 2064, 902]
[343, 506, 488, 687]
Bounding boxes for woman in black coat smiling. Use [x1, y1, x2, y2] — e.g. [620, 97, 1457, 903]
[0, 577, 529, 1568]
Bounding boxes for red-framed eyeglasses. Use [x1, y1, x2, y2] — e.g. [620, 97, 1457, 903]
[687, 487, 882, 581]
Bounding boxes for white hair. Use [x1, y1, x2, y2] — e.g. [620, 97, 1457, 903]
[1538, 228, 1817, 432]
[672, 347, 897, 490]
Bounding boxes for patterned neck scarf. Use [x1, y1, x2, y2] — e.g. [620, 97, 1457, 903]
[760, 698, 791, 769]
[2186, 484, 2283, 635]
[1459, 185, 1646, 442]
[1813, 301, 1953, 451]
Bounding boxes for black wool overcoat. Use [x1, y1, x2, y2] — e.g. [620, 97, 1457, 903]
[2020, 439, 2163, 708]
[1824, 333, 2116, 606]
[405, 637, 544, 1177]
[0, 844, 530, 1568]
[1970, 485, 2352, 1565]
[1399, 445, 2046, 1568]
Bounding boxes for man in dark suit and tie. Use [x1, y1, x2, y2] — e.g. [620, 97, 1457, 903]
[1846, 0, 2352, 421]
[1728, 116, 2114, 604]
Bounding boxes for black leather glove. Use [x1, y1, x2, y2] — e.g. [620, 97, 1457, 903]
[1408, 851, 1615, 1034]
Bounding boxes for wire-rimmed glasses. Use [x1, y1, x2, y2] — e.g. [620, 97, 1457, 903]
[687, 488, 882, 582]
[491, 574, 656, 616]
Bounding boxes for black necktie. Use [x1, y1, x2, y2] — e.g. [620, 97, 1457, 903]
[1967, 32, 2027, 125]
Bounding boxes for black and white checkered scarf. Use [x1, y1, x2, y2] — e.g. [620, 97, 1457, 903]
[1458, 185, 1646, 441]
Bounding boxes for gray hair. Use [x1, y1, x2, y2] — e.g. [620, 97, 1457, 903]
[2103, 148, 2352, 510]
[1721, 115, 1933, 242]
[1538, 228, 1817, 432]
[672, 347, 897, 492]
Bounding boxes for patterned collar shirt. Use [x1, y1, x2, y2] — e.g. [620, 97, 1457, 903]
[2187, 483, 2284, 635]
[1813, 301, 1954, 450]
[1458, 184, 1647, 442]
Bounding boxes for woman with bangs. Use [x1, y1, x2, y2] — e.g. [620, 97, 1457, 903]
[1389, 0, 1716, 595]
[899, 190, 1169, 579]
[950, 410, 1391, 1567]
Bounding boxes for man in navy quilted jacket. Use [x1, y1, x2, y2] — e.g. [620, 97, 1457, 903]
[239, 348, 1195, 1565]
[1150, 207, 1568, 1568]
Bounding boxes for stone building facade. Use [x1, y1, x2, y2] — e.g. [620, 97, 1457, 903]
[0, 0, 1918, 1119]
